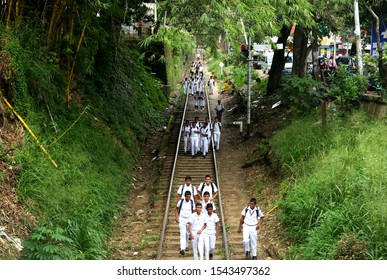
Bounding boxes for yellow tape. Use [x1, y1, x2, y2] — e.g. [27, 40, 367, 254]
[1, 95, 58, 168]
[266, 205, 278, 215]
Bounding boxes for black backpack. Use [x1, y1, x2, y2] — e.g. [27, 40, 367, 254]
[199, 182, 215, 196]
[244, 206, 260, 217]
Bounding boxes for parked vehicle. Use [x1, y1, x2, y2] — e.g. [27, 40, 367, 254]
[336, 56, 355, 72]
[252, 52, 273, 73]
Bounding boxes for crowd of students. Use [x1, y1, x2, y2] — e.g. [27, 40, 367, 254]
[174, 61, 265, 260]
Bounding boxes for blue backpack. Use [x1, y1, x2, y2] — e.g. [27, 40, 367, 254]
[178, 199, 194, 214]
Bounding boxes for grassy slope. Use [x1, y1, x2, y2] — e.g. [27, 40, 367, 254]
[270, 111, 387, 259]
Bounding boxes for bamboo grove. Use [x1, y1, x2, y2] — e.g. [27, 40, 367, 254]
[1, 0, 110, 106]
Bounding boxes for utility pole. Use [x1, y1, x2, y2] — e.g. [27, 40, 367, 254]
[354, 0, 363, 75]
[246, 36, 252, 139]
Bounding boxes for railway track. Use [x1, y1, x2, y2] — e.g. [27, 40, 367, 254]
[155, 87, 229, 260]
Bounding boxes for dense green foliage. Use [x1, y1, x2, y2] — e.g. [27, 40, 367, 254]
[1, 19, 170, 258]
[270, 111, 387, 259]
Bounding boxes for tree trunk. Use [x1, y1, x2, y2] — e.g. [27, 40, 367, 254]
[266, 25, 291, 95]
[311, 40, 321, 81]
[6, 0, 14, 30]
[292, 26, 309, 77]
[366, 5, 387, 89]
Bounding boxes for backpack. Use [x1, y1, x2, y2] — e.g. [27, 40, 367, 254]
[244, 206, 260, 217]
[199, 182, 215, 196]
[178, 198, 194, 214]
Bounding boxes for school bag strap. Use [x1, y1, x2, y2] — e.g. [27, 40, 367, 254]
[178, 198, 194, 214]
[244, 205, 260, 217]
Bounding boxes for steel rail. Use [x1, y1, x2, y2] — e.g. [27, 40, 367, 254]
[205, 90, 230, 260]
[156, 91, 189, 259]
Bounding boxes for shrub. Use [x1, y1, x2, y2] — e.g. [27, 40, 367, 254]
[333, 232, 370, 260]
[279, 75, 324, 116]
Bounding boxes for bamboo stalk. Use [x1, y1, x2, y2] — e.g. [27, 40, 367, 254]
[47, 0, 60, 47]
[6, 0, 14, 30]
[66, 23, 87, 106]
[1, 94, 58, 169]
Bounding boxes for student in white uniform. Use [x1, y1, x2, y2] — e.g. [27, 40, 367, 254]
[208, 76, 215, 95]
[183, 77, 189, 95]
[198, 91, 205, 112]
[194, 91, 200, 112]
[197, 175, 218, 202]
[175, 191, 195, 255]
[212, 117, 222, 151]
[182, 119, 191, 154]
[188, 202, 207, 260]
[200, 122, 211, 158]
[214, 100, 225, 122]
[203, 203, 219, 260]
[237, 198, 264, 260]
[200, 191, 216, 215]
[190, 120, 201, 157]
[177, 176, 198, 203]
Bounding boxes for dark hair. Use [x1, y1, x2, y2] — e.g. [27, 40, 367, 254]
[185, 176, 192, 180]
[203, 191, 210, 196]
[250, 198, 257, 204]
[206, 203, 213, 209]
[184, 191, 191, 197]
[205, 174, 211, 179]
[196, 202, 202, 207]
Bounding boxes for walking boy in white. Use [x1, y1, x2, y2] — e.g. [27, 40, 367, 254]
[200, 191, 216, 215]
[188, 202, 207, 260]
[203, 203, 219, 260]
[182, 120, 191, 154]
[212, 117, 222, 151]
[177, 176, 198, 203]
[200, 122, 211, 158]
[208, 76, 215, 95]
[237, 198, 264, 260]
[197, 175, 218, 202]
[215, 100, 225, 122]
[190, 120, 201, 157]
[175, 191, 195, 255]
[183, 77, 189, 95]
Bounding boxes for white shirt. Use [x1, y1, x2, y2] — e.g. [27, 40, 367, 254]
[177, 199, 195, 221]
[177, 184, 198, 198]
[201, 200, 216, 215]
[188, 212, 207, 231]
[241, 206, 264, 226]
[204, 213, 219, 235]
[198, 182, 218, 198]
[215, 104, 224, 112]
[213, 122, 221, 133]
[200, 126, 211, 139]
[191, 123, 200, 138]
[182, 125, 190, 137]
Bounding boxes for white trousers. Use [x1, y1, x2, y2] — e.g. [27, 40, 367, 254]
[192, 231, 204, 260]
[242, 224, 258, 257]
[213, 132, 221, 150]
[191, 137, 199, 155]
[179, 221, 189, 251]
[204, 233, 216, 260]
[200, 137, 209, 156]
[183, 135, 190, 153]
